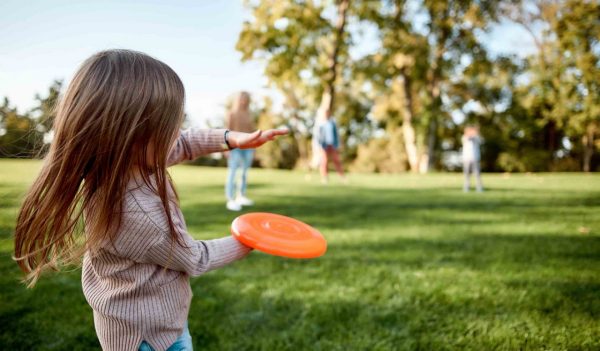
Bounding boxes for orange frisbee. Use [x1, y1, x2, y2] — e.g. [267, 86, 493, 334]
[231, 212, 327, 259]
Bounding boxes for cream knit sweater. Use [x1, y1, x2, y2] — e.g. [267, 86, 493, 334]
[82, 129, 251, 351]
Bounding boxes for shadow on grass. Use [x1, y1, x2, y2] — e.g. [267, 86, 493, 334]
[182, 185, 600, 233]
[1, 230, 599, 350]
[185, 231, 600, 350]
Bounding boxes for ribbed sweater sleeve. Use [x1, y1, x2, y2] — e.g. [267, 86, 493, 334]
[167, 128, 227, 166]
[108, 194, 251, 277]
[142, 227, 251, 276]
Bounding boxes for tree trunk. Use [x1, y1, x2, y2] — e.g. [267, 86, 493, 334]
[426, 110, 438, 171]
[421, 22, 448, 173]
[403, 123, 419, 172]
[582, 123, 596, 172]
[397, 74, 419, 172]
[320, 0, 349, 113]
[421, 79, 441, 173]
[291, 112, 309, 167]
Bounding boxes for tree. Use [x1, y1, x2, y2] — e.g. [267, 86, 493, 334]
[354, 0, 429, 172]
[320, 0, 349, 112]
[31, 80, 62, 134]
[0, 98, 42, 158]
[0, 81, 61, 158]
[358, 0, 501, 172]
[238, 0, 333, 112]
[237, 0, 598, 172]
[555, 0, 600, 171]
[506, 0, 600, 171]
[237, 0, 356, 166]
[414, 0, 500, 171]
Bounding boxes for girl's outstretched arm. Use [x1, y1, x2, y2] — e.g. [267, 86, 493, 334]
[167, 128, 288, 166]
[227, 129, 289, 149]
[167, 129, 228, 166]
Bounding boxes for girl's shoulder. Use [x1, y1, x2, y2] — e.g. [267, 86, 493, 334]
[120, 188, 174, 238]
[100, 189, 172, 260]
[122, 176, 169, 217]
[123, 188, 164, 214]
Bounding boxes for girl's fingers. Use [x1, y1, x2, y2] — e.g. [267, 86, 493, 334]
[271, 129, 289, 136]
[234, 129, 288, 149]
[263, 129, 288, 141]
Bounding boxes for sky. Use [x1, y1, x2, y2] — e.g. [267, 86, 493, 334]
[0, 0, 535, 127]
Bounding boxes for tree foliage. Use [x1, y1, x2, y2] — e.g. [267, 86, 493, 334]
[2, 1, 598, 172]
[0, 80, 61, 158]
[237, 0, 599, 172]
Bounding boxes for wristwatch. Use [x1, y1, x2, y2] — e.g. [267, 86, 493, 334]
[223, 130, 232, 150]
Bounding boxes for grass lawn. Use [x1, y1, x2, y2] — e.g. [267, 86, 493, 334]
[1, 159, 599, 350]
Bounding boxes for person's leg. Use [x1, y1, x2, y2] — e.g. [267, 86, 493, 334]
[237, 149, 255, 206]
[330, 148, 345, 178]
[225, 150, 242, 211]
[239, 149, 254, 197]
[474, 160, 483, 192]
[319, 147, 329, 182]
[225, 149, 240, 201]
[463, 160, 471, 192]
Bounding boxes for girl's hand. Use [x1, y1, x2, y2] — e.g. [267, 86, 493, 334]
[228, 129, 289, 149]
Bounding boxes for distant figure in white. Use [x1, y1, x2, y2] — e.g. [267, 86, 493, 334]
[462, 125, 483, 192]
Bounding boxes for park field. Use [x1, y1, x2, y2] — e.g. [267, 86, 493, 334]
[0, 159, 599, 350]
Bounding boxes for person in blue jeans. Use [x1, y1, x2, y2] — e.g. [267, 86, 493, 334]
[225, 92, 256, 211]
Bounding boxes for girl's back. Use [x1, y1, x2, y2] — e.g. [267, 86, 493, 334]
[83, 129, 250, 350]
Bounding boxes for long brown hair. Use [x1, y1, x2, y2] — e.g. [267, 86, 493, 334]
[14, 49, 185, 286]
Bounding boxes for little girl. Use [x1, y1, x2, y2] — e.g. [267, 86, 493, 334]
[462, 125, 484, 192]
[13, 49, 287, 351]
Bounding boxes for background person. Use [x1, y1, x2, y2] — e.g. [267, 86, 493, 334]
[225, 91, 256, 211]
[314, 107, 346, 184]
[462, 125, 484, 192]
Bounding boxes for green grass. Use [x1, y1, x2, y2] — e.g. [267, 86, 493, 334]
[1, 159, 599, 350]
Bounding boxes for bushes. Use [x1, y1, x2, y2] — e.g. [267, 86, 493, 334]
[351, 129, 408, 173]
